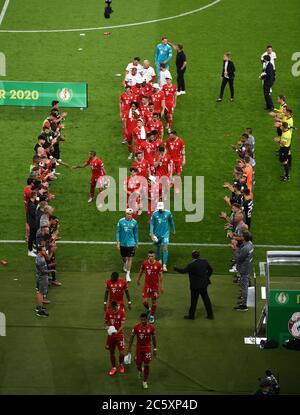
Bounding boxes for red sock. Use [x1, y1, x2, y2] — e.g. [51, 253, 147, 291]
[143, 366, 149, 381]
[110, 352, 116, 367]
[119, 355, 124, 364]
[151, 303, 157, 316]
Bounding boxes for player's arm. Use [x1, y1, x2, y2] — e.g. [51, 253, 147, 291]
[169, 212, 175, 235]
[174, 263, 191, 274]
[155, 45, 160, 63]
[161, 98, 165, 117]
[116, 318, 125, 335]
[133, 221, 139, 249]
[152, 333, 157, 357]
[159, 271, 164, 293]
[101, 163, 106, 176]
[149, 214, 156, 240]
[182, 145, 186, 166]
[168, 41, 176, 50]
[104, 288, 109, 311]
[125, 289, 132, 309]
[137, 264, 144, 286]
[181, 59, 187, 71]
[163, 46, 172, 64]
[127, 332, 135, 353]
[72, 161, 88, 169]
[119, 98, 123, 117]
[116, 221, 121, 250]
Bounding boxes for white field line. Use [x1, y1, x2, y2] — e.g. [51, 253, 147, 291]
[0, 0, 9, 26]
[1, 240, 300, 249]
[0, 0, 222, 33]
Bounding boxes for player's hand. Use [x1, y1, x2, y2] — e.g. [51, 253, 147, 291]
[71, 165, 77, 169]
[172, 231, 176, 236]
[182, 159, 186, 166]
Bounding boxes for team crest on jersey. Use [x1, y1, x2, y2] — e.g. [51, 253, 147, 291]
[57, 87, 73, 102]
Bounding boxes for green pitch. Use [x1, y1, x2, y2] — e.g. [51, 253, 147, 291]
[1, 0, 300, 394]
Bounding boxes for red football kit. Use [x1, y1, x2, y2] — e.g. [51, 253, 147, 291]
[162, 84, 177, 114]
[105, 306, 126, 352]
[132, 323, 156, 364]
[165, 137, 185, 174]
[150, 90, 165, 113]
[106, 278, 128, 308]
[132, 126, 147, 154]
[86, 157, 105, 196]
[120, 92, 134, 116]
[146, 119, 163, 138]
[141, 260, 162, 299]
[131, 159, 151, 178]
[155, 153, 173, 178]
[141, 140, 157, 165]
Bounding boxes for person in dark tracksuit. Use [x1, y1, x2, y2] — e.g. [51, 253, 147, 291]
[168, 42, 187, 95]
[27, 191, 37, 257]
[233, 231, 254, 311]
[174, 250, 214, 320]
[260, 55, 275, 110]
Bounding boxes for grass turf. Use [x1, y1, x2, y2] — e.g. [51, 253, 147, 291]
[0, 0, 300, 395]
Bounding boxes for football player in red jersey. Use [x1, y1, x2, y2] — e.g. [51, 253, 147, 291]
[131, 151, 151, 178]
[138, 95, 151, 123]
[104, 271, 132, 311]
[124, 167, 144, 217]
[141, 132, 157, 167]
[162, 77, 177, 130]
[137, 250, 163, 324]
[72, 150, 107, 203]
[132, 118, 147, 156]
[150, 83, 165, 118]
[146, 112, 164, 141]
[127, 312, 157, 389]
[119, 85, 134, 143]
[165, 130, 186, 193]
[105, 301, 126, 376]
[125, 101, 140, 159]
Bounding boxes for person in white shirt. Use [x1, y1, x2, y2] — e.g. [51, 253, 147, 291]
[123, 67, 138, 87]
[140, 60, 156, 83]
[261, 45, 277, 70]
[125, 57, 143, 75]
[159, 63, 172, 87]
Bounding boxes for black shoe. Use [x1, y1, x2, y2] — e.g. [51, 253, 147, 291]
[280, 176, 290, 182]
[233, 304, 248, 311]
[206, 315, 214, 320]
[35, 306, 46, 311]
[216, 98, 222, 102]
[184, 315, 195, 320]
[36, 309, 49, 317]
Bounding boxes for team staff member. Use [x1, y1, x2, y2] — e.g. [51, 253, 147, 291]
[155, 36, 173, 80]
[116, 208, 139, 282]
[168, 42, 187, 95]
[174, 250, 214, 320]
[260, 55, 275, 110]
[217, 52, 235, 102]
[274, 122, 292, 181]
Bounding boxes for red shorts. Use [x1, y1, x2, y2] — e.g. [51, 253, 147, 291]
[135, 348, 152, 365]
[91, 175, 109, 189]
[143, 286, 159, 300]
[173, 160, 183, 174]
[165, 104, 174, 115]
[105, 333, 125, 353]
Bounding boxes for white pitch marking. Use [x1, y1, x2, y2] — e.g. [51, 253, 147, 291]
[0, 0, 222, 33]
[0, 0, 10, 26]
[0, 240, 300, 249]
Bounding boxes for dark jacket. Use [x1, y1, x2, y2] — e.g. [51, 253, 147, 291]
[222, 60, 235, 79]
[174, 258, 213, 290]
[263, 62, 275, 86]
[27, 200, 37, 228]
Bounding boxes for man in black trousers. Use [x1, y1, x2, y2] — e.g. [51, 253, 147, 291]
[216, 52, 235, 102]
[174, 250, 214, 320]
[168, 42, 187, 95]
[260, 55, 275, 110]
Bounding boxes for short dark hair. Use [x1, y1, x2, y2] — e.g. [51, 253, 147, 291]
[111, 271, 119, 280]
[51, 100, 59, 106]
[285, 108, 292, 114]
[130, 167, 138, 172]
[170, 129, 177, 135]
[37, 246, 44, 253]
[130, 101, 139, 108]
[282, 121, 289, 129]
[267, 45, 272, 48]
[148, 250, 155, 254]
[158, 146, 165, 152]
[160, 63, 166, 69]
[242, 231, 252, 242]
[264, 54, 271, 62]
[89, 150, 96, 157]
[161, 36, 167, 40]
[177, 44, 183, 50]
[140, 312, 148, 318]
[27, 178, 34, 185]
[278, 95, 286, 101]
[133, 57, 140, 61]
[192, 250, 200, 259]
[149, 102, 154, 106]
[38, 134, 46, 141]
